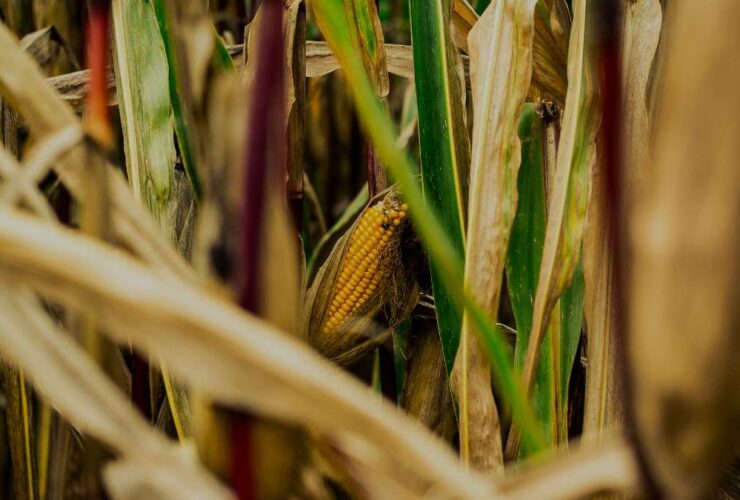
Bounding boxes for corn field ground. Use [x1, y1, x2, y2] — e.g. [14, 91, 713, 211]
[0, 0, 738, 498]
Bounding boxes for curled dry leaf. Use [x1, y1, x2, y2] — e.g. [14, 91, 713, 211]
[500, 435, 640, 500]
[0, 22, 192, 278]
[451, 0, 478, 52]
[48, 41, 474, 109]
[452, 0, 538, 471]
[0, 209, 492, 498]
[303, 186, 419, 365]
[0, 289, 231, 500]
[531, 0, 570, 106]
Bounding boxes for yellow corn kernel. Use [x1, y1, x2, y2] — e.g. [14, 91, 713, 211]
[321, 198, 407, 336]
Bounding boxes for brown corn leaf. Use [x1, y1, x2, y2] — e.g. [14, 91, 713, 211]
[581, 160, 624, 442]
[0, 208, 493, 498]
[621, 0, 662, 203]
[0, 22, 192, 279]
[531, 0, 569, 106]
[627, 1, 740, 497]
[451, 0, 478, 52]
[20, 26, 80, 76]
[47, 41, 475, 109]
[507, 0, 598, 458]
[402, 319, 456, 441]
[452, 0, 538, 472]
[0, 289, 231, 500]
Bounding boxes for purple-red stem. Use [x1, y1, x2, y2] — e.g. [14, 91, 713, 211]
[232, 0, 286, 497]
[87, 0, 152, 421]
[85, 0, 112, 148]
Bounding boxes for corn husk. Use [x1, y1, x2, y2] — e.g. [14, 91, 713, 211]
[303, 185, 419, 365]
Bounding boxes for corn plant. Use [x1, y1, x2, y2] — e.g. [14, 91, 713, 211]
[1, 0, 739, 499]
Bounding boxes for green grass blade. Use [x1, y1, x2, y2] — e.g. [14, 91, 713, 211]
[312, 0, 545, 452]
[409, 0, 470, 374]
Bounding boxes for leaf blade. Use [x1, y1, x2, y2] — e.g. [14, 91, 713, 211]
[453, 0, 540, 467]
[409, 0, 471, 374]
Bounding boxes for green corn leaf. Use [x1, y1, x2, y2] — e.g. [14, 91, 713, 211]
[506, 0, 598, 458]
[152, 0, 202, 200]
[507, 107, 585, 454]
[409, 0, 470, 374]
[345, 0, 389, 97]
[507, 105, 552, 450]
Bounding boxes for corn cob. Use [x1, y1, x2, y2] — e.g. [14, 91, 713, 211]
[321, 199, 408, 336]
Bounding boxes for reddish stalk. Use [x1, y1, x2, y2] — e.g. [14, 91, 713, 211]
[594, 0, 654, 496]
[85, 0, 112, 149]
[231, 0, 286, 497]
[86, 0, 152, 422]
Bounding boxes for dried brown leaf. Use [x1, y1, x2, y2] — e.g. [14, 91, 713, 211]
[0, 208, 493, 498]
[452, 0, 538, 472]
[621, 0, 662, 203]
[451, 0, 478, 52]
[0, 289, 231, 500]
[0, 22, 192, 278]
